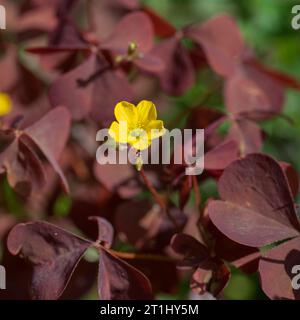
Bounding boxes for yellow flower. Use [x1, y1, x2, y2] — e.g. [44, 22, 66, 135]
[0, 93, 12, 116]
[109, 100, 165, 150]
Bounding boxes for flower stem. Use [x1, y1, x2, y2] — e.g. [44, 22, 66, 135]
[109, 249, 178, 263]
[139, 168, 180, 230]
[192, 175, 201, 209]
[192, 176, 209, 247]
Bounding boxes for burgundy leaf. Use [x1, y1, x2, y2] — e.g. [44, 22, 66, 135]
[90, 68, 134, 125]
[259, 237, 300, 300]
[24, 106, 71, 192]
[134, 52, 164, 73]
[213, 230, 260, 273]
[14, 63, 44, 105]
[94, 160, 140, 199]
[225, 66, 284, 120]
[191, 258, 230, 297]
[153, 35, 195, 95]
[175, 213, 232, 297]
[280, 162, 299, 199]
[0, 245, 32, 299]
[187, 107, 226, 151]
[204, 140, 239, 171]
[0, 137, 46, 197]
[204, 199, 260, 273]
[27, 46, 89, 54]
[143, 6, 177, 38]
[0, 47, 19, 91]
[115, 0, 139, 10]
[208, 154, 300, 247]
[98, 247, 153, 300]
[49, 54, 134, 124]
[0, 129, 15, 152]
[89, 216, 114, 248]
[101, 12, 153, 54]
[186, 14, 243, 77]
[56, 0, 79, 17]
[131, 259, 179, 295]
[60, 259, 98, 300]
[27, 20, 89, 54]
[24, 107, 70, 159]
[49, 18, 88, 48]
[114, 199, 153, 248]
[49, 55, 98, 120]
[227, 119, 263, 155]
[187, 107, 225, 130]
[15, 6, 57, 33]
[171, 233, 209, 267]
[247, 60, 300, 91]
[7, 221, 91, 300]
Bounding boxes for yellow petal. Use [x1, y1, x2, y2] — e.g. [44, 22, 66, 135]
[108, 121, 128, 143]
[146, 120, 166, 139]
[137, 100, 157, 125]
[114, 101, 137, 125]
[131, 138, 152, 150]
[128, 133, 151, 150]
[0, 93, 12, 116]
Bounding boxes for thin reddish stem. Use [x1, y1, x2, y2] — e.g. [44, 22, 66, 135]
[139, 168, 180, 230]
[109, 249, 178, 263]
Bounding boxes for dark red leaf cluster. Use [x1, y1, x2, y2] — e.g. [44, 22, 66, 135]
[208, 154, 300, 299]
[7, 218, 152, 300]
[1, 0, 300, 301]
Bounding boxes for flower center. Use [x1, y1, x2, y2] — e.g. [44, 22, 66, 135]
[129, 128, 146, 139]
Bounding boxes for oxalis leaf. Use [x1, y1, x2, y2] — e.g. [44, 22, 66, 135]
[7, 221, 91, 300]
[259, 237, 300, 300]
[207, 153, 300, 300]
[24, 106, 71, 193]
[171, 233, 230, 297]
[7, 218, 153, 300]
[0, 107, 71, 196]
[185, 14, 243, 77]
[207, 153, 300, 247]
